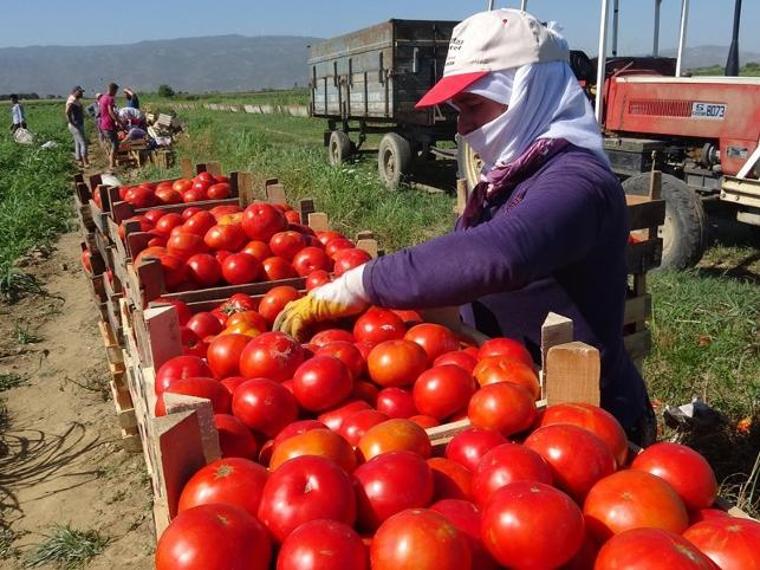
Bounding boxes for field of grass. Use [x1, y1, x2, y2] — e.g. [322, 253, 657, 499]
[691, 62, 760, 76]
[145, 88, 309, 108]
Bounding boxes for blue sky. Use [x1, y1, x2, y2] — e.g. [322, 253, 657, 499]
[1, 1, 758, 54]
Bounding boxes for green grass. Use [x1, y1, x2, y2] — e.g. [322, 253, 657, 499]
[25, 525, 109, 569]
[0, 373, 26, 392]
[690, 62, 760, 76]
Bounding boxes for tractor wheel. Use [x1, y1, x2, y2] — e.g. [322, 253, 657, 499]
[456, 136, 483, 192]
[378, 133, 412, 190]
[328, 130, 352, 166]
[622, 173, 708, 270]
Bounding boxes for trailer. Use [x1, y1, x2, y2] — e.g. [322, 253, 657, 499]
[308, 19, 459, 189]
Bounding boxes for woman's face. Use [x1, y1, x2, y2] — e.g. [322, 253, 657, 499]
[451, 92, 508, 136]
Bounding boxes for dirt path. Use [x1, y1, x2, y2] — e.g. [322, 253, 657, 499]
[0, 232, 154, 569]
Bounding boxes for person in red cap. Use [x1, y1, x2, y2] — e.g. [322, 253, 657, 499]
[275, 9, 655, 445]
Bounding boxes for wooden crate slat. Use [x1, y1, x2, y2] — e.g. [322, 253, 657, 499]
[627, 198, 666, 231]
[545, 341, 601, 407]
[626, 238, 662, 274]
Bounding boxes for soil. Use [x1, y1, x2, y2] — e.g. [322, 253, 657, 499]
[0, 232, 154, 569]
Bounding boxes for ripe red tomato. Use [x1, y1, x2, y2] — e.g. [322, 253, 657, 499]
[207, 333, 250, 378]
[180, 206, 202, 220]
[124, 186, 157, 208]
[583, 470, 690, 542]
[207, 182, 231, 199]
[80, 248, 93, 273]
[232, 378, 298, 438]
[261, 256, 298, 280]
[352, 380, 379, 406]
[538, 402, 629, 467]
[182, 187, 207, 202]
[434, 350, 478, 373]
[404, 323, 460, 362]
[257, 286, 301, 325]
[155, 504, 271, 570]
[292, 247, 331, 277]
[155, 355, 213, 394]
[471, 443, 553, 506]
[167, 232, 207, 261]
[185, 254, 221, 288]
[305, 269, 331, 290]
[239, 332, 305, 381]
[180, 327, 207, 358]
[431, 499, 498, 570]
[325, 237, 355, 257]
[409, 414, 439, 428]
[482, 481, 584, 568]
[269, 231, 307, 261]
[683, 518, 760, 570]
[221, 252, 261, 285]
[277, 519, 368, 570]
[204, 224, 246, 251]
[353, 308, 406, 346]
[428, 457, 472, 501]
[224, 310, 267, 336]
[339, 409, 389, 446]
[155, 187, 183, 204]
[689, 508, 731, 525]
[477, 337, 534, 368]
[186, 311, 223, 340]
[154, 297, 193, 326]
[310, 328, 355, 347]
[273, 419, 327, 447]
[258, 455, 356, 542]
[332, 247, 371, 276]
[375, 387, 418, 419]
[292, 355, 353, 412]
[316, 341, 365, 379]
[269, 428, 356, 473]
[367, 340, 428, 387]
[357, 418, 431, 461]
[472, 355, 541, 399]
[143, 208, 165, 224]
[595, 527, 718, 570]
[183, 210, 217, 236]
[631, 442, 718, 510]
[316, 230, 345, 246]
[412, 365, 476, 421]
[370, 508, 471, 570]
[468, 382, 536, 437]
[154, 213, 184, 236]
[240, 240, 272, 262]
[354, 451, 434, 531]
[213, 414, 258, 459]
[157, 253, 189, 290]
[172, 179, 193, 193]
[445, 428, 507, 472]
[317, 400, 371, 432]
[156, 377, 231, 416]
[178, 457, 268, 517]
[390, 309, 423, 326]
[242, 202, 288, 242]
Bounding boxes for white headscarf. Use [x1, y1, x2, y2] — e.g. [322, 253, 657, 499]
[460, 60, 609, 171]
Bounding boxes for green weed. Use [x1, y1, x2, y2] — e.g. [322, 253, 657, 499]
[0, 373, 26, 392]
[25, 525, 109, 569]
[14, 322, 41, 345]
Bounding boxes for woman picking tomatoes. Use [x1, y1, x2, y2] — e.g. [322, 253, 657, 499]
[275, 9, 654, 445]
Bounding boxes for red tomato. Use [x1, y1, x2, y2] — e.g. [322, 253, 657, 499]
[683, 518, 760, 570]
[155, 504, 271, 570]
[538, 402, 629, 467]
[325, 237, 354, 257]
[689, 508, 731, 525]
[186, 311, 223, 339]
[431, 499, 498, 570]
[305, 269, 331, 290]
[428, 457, 472, 501]
[277, 519, 367, 570]
[339, 409, 389, 446]
[183, 210, 217, 236]
[156, 377, 231, 416]
[143, 209, 165, 224]
[404, 323, 460, 362]
[155, 187, 183, 204]
[167, 232, 207, 260]
[206, 334, 249, 378]
[412, 365, 476, 421]
[269, 231, 307, 261]
[257, 286, 301, 325]
[181, 206, 203, 220]
[434, 350, 478, 373]
[172, 179, 193, 193]
[211, 206, 243, 221]
[357, 418, 431, 461]
[354, 451, 434, 531]
[232, 378, 298, 438]
[239, 332, 305, 381]
[445, 428, 507, 472]
[352, 380, 379, 406]
[409, 414, 439, 428]
[182, 187, 207, 202]
[482, 482, 585, 568]
[389, 309, 423, 326]
[224, 310, 267, 335]
[204, 224, 246, 251]
[315, 341, 365, 379]
[242, 202, 288, 242]
[157, 254, 189, 290]
[292, 355, 353, 412]
[370, 508, 471, 570]
[220, 376, 248, 395]
[317, 400, 371, 432]
[333, 248, 371, 276]
[631, 442, 718, 511]
[472, 355, 541, 399]
[185, 254, 222, 288]
[178, 457, 267, 517]
[367, 340, 428, 387]
[471, 443, 553, 506]
[221, 252, 261, 285]
[310, 328, 355, 347]
[269, 428, 356, 473]
[180, 327, 207, 358]
[155, 355, 213, 394]
[316, 230, 345, 245]
[258, 455, 356, 542]
[207, 182, 231, 199]
[124, 186, 157, 208]
[583, 470, 689, 542]
[353, 308, 406, 346]
[273, 419, 327, 447]
[595, 528, 718, 570]
[80, 249, 92, 273]
[477, 337, 534, 368]
[240, 240, 272, 262]
[376, 387, 417, 419]
[213, 414, 258, 459]
[291, 247, 331, 277]
[261, 256, 298, 280]
[468, 382, 536, 437]
[154, 213, 184, 236]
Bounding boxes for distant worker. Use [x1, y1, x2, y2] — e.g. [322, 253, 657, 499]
[65, 85, 90, 168]
[124, 88, 140, 109]
[86, 92, 102, 120]
[99, 82, 121, 170]
[118, 106, 145, 129]
[9, 94, 27, 132]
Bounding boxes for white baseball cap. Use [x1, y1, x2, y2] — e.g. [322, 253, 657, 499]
[416, 9, 569, 108]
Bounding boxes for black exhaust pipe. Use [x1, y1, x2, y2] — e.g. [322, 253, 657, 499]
[725, 0, 742, 76]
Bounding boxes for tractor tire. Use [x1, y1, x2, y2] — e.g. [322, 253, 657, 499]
[622, 173, 708, 270]
[328, 130, 352, 167]
[378, 133, 412, 190]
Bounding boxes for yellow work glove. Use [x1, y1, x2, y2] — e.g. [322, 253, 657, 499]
[274, 266, 370, 341]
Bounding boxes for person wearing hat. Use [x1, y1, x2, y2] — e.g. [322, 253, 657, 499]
[274, 9, 655, 445]
[65, 86, 89, 168]
[124, 88, 140, 109]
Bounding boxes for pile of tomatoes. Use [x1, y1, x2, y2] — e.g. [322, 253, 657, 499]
[122, 200, 371, 292]
[153, 299, 760, 569]
[92, 171, 232, 209]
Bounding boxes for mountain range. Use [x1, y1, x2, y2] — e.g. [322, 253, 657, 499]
[1, 35, 757, 96]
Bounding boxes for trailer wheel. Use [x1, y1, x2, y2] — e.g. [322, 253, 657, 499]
[378, 133, 412, 190]
[622, 173, 708, 270]
[328, 130, 352, 166]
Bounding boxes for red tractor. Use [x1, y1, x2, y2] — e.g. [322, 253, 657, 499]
[459, 0, 760, 269]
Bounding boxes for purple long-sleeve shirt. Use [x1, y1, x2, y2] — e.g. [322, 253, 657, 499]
[363, 144, 649, 429]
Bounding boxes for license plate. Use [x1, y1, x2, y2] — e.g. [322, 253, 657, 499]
[691, 102, 726, 119]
